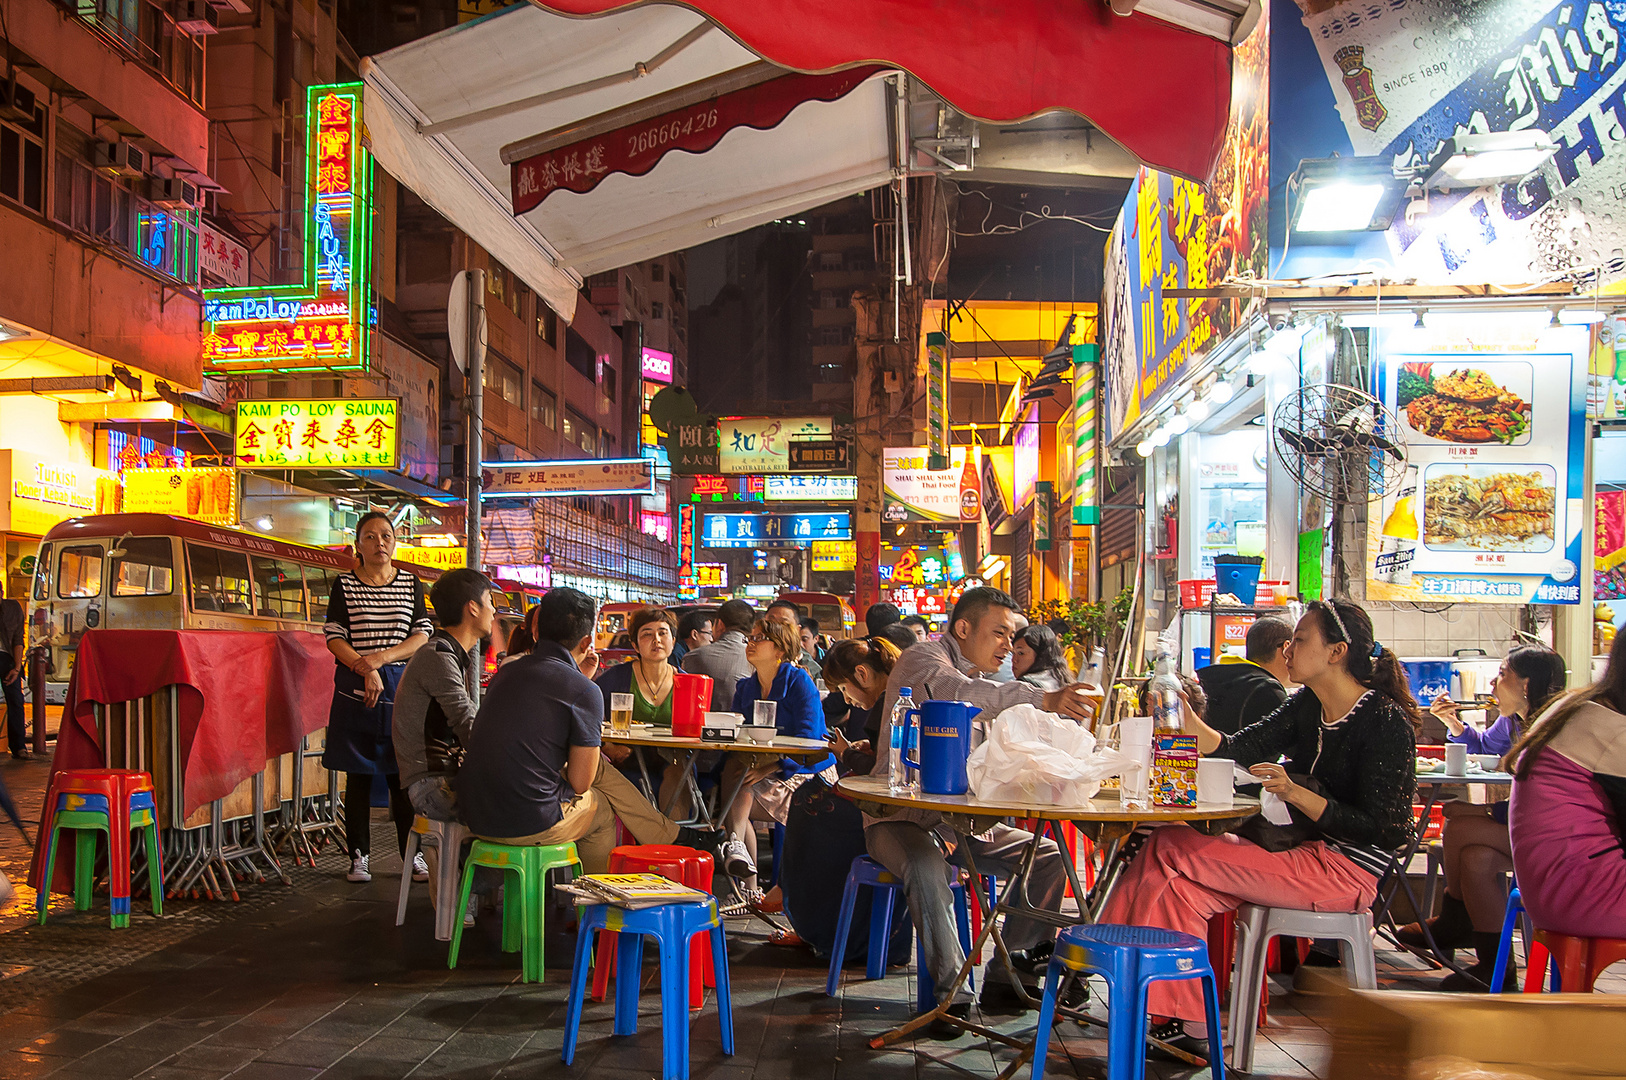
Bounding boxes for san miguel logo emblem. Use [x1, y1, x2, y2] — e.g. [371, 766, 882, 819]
[1336, 45, 1388, 132]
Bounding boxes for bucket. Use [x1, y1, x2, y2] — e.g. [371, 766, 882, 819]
[1213, 557, 1263, 604]
[670, 673, 712, 738]
[1401, 659, 1453, 705]
[1192, 647, 1212, 670]
[913, 700, 979, 795]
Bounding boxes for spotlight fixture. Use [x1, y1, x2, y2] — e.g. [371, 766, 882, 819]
[1290, 157, 1407, 233]
[1422, 130, 1559, 192]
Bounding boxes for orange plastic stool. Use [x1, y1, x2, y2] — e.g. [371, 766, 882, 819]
[590, 845, 717, 1009]
[1534, 930, 1626, 992]
[31, 769, 156, 899]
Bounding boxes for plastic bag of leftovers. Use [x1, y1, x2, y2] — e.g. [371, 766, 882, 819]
[966, 704, 1129, 806]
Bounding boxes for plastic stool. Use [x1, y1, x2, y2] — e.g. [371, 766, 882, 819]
[592, 845, 716, 1009]
[1228, 905, 1375, 1073]
[563, 899, 734, 1080]
[36, 781, 161, 928]
[448, 839, 581, 982]
[1534, 930, 1626, 992]
[396, 815, 470, 942]
[825, 855, 972, 1012]
[31, 769, 155, 901]
[1031, 924, 1225, 1080]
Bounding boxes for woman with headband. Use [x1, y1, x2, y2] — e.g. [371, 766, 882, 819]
[1098, 598, 1419, 1060]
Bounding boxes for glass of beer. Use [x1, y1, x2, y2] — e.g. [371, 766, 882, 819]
[609, 693, 633, 736]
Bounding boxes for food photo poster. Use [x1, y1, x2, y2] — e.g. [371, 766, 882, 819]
[1366, 325, 1587, 605]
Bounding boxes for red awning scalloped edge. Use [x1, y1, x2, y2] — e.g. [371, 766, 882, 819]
[511, 66, 882, 214]
[530, 0, 1232, 184]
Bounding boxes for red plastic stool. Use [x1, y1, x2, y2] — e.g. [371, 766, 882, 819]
[1534, 930, 1626, 992]
[31, 769, 156, 900]
[591, 845, 717, 1009]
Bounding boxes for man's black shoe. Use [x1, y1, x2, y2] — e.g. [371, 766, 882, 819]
[917, 1001, 971, 1041]
[1146, 1019, 1209, 1064]
[977, 977, 1039, 1015]
[1008, 941, 1054, 976]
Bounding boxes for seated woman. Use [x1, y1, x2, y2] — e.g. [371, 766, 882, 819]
[1011, 624, 1074, 692]
[1507, 633, 1626, 949]
[1099, 599, 1418, 1056]
[722, 617, 835, 905]
[594, 607, 684, 804]
[751, 635, 905, 936]
[1399, 645, 1566, 989]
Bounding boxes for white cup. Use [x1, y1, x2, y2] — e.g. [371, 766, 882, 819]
[1120, 715, 1154, 758]
[1445, 742, 1468, 776]
[1198, 757, 1235, 807]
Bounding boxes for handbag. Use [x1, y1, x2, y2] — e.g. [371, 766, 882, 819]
[1231, 774, 1328, 852]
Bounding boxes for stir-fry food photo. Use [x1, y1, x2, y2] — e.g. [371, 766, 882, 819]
[1401, 363, 1531, 444]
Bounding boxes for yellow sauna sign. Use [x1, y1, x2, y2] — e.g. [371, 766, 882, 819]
[235, 399, 399, 469]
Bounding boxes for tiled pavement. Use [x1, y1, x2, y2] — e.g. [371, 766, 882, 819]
[0, 754, 1614, 1080]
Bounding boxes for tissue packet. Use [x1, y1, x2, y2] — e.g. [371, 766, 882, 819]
[1151, 734, 1199, 806]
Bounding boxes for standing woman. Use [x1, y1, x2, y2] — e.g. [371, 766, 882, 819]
[325, 511, 433, 883]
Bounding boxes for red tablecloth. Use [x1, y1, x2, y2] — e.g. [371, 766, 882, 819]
[51, 629, 335, 817]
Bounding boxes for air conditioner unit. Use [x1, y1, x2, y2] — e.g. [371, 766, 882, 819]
[174, 0, 219, 33]
[148, 177, 201, 210]
[205, 0, 251, 13]
[0, 77, 37, 125]
[92, 141, 148, 179]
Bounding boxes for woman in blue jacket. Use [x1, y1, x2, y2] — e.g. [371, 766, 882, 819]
[723, 616, 833, 902]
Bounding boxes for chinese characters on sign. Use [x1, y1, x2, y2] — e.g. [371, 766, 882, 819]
[718, 417, 832, 475]
[665, 423, 720, 475]
[788, 440, 850, 472]
[479, 458, 655, 498]
[692, 563, 728, 588]
[700, 512, 852, 548]
[236, 399, 399, 469]
[764, 475, 857, 502]
[202, 84, 373, 374]
[199, 225, 249, 287]
[811, 540, 857, 572]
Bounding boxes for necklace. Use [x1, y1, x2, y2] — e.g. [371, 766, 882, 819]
[356, 564, 393, 587]
[635, 662, 671, 702]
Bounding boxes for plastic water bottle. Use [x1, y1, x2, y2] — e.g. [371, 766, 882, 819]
[888, 689, 915, 794]
[1083, 646, 1106, 688]
[1149, 654, 1184, 733]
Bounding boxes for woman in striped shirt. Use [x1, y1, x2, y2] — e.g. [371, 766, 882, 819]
[324, 511, 433, 883]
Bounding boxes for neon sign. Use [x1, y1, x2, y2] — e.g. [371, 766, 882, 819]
[201, 83, 373, 374]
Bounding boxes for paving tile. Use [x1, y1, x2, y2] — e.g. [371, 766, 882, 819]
[251, 1040, 357, 1069]
[156, 1041, 263, 1072]
[221, 1064, 324, 1080]
[11, 1029, 112, 1059]
[0, 1051, 62, 1080]
[42, 1043, 174, 1080]
[355, 1037, 444, 1065]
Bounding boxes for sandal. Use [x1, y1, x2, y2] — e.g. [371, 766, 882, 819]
[769, 927, 804, 947]
[749, 893, 784, 915]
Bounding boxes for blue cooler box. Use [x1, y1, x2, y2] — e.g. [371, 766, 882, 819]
[1401, 658, 1454, 704]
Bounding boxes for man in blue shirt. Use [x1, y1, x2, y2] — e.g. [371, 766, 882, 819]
[457, 587, 730, 874]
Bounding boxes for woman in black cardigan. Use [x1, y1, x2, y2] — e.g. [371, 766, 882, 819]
[1100, 599, 1419, 1054]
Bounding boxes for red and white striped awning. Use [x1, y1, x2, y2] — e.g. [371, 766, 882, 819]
[361, 0, 1252, 320]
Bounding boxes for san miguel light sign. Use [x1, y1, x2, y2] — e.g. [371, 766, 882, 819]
[201, 83, 373, 374]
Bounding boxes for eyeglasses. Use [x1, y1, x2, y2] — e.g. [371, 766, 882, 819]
[747, 634, 770, 644]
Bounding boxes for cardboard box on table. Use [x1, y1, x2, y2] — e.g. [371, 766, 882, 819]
[1330, 988, 1626, 1080]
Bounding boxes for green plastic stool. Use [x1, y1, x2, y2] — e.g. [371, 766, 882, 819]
[448, 839, 581, 982]
[38, 796, 163, 929]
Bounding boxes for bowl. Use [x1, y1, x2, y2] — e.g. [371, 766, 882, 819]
[740, 725, 777, 745]
[1472, 754, 1501, 772]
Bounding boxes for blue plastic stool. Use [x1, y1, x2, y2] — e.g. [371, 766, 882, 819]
[563, 899, 733, 1080]
[1032, 924, 1226, 1080]
[825, 855, 974, 1011]
[1491, 887, 1524, 994]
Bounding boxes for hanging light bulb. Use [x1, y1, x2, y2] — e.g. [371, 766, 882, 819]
[1150, 426, 1171, 448]
[1135, 438, 1155, 458]
[1166, 414, 1191, 436]
[1186, 399, 1212, 425]
[1208, 380, 1235, 405]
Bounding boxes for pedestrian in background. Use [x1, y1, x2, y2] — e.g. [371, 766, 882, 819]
[324, 511, 432, 884]
[1, 594, 27, 760]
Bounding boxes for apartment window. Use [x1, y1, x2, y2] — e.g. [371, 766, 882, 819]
[0, 94, 46, 215]
[483, 352, 523, 407]
[535, 303, 557, 345]
[53, 125, 199, 287]
[531, 382, 557, 430]
[650, 263, 664, 282]
[487, 261, 520, 317]
[565, 327, 597, 381]
[650, 301, 665, 320]
[564, 407, 597, 455]
[601, 363, 617, 404]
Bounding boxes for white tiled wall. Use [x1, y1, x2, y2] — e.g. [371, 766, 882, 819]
[1364, 603, 1535, 659]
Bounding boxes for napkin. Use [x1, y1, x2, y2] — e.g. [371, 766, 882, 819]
[1235, 763, 1293, 825]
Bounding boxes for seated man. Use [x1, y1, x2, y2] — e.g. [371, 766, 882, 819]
[456, 586, 731, 875]
[393, 567, 491, 824]
[1195, 616, 1292, 735]
[866, 587, 1098, 1034]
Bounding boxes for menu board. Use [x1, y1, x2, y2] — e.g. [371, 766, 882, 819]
[1367, 340, 1586, 605]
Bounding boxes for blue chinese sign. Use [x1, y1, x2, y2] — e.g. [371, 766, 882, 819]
[700, 512, 852, 548]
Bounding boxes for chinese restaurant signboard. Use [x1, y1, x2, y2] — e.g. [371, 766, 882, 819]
[718, 417, 831, 475]
[235, 399, 399, 469]
[480, 458, 655, 498]
[202, 83, 373, 374]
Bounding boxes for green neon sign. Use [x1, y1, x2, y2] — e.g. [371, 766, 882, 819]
[201, 82, 373, 374]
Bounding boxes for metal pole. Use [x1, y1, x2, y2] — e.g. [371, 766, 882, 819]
[30, 646, 47, 755]
[465, 268, 486, 704]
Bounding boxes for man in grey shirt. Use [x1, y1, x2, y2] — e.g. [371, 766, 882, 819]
[394, 568, 492, 823]
[867, 587, 1097, 1032]
[681, 598, 755, 711]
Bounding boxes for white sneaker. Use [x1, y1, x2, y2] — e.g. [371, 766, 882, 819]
[720, 838, 756, 879]
[347, 854, 371, 883]
[412, 853, 430, 882]
[463, 909, 476, 928]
